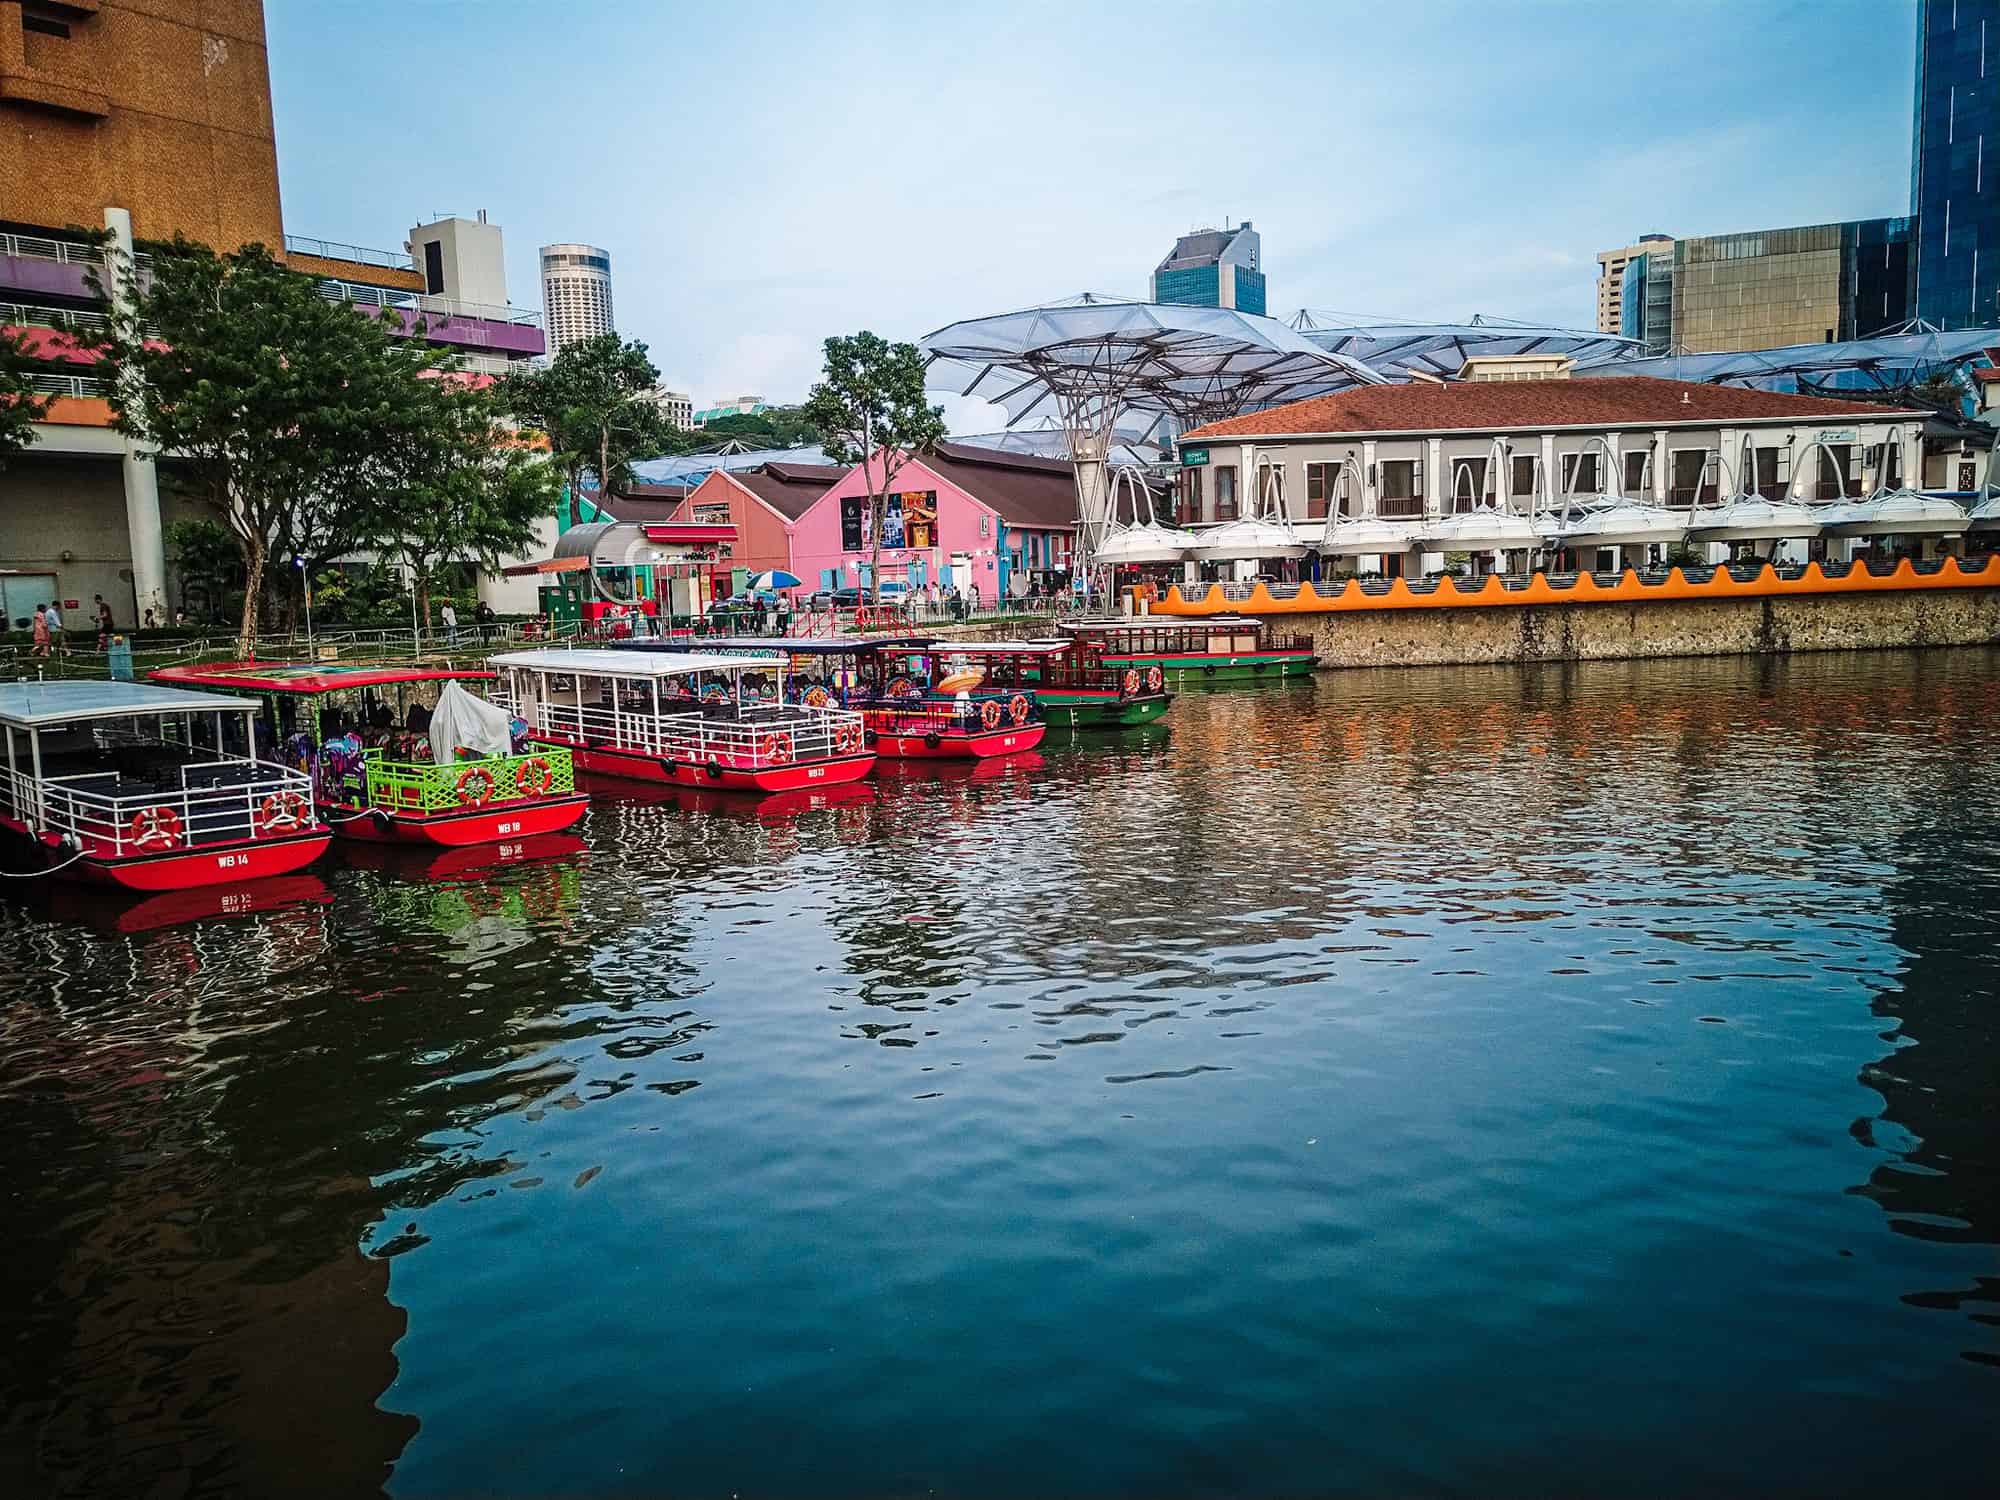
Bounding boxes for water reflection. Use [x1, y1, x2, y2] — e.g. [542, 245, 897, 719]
[1, 648, 1997, 1496]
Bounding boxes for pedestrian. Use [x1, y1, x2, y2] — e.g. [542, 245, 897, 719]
[171, 609, 185, 627]
[969, 580, 981, 613]
[144, 608, 158, 629]
[441, 599, 459, 644]
[94, 594, 112, 650]
[44, 598, 63, 652]
[31, 603, 50, 658]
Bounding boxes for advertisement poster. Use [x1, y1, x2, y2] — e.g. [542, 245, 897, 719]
[900, 491, 937, 549]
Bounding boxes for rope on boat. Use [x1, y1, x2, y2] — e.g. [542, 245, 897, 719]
[0, 842, 91, 879]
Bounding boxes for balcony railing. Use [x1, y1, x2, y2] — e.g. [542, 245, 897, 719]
[284, 234, 416, 273]
[25, 372, 109, 398]
[0, 301, 109, 334]
[0, 231, 106, 269]
[314, 278, 542, 328]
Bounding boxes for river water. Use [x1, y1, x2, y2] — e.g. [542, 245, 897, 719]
[3, 648, 1997, 1498]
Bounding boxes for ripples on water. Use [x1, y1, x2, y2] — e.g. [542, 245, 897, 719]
[2, 649, 1996, 1497]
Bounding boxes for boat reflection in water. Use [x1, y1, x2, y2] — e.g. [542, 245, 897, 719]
[45, 871, 336, 936]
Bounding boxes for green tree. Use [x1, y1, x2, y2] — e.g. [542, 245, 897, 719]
[370, 379, 563, 626]
[801, 332, 945, 602]
[90, 238, 452, 656]
[0, 325, 54, 468]
[500, 333, 679, 524]
[165, 517, 242, 621]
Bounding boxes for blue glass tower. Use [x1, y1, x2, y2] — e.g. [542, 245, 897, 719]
[1911, 0, 2000, 327]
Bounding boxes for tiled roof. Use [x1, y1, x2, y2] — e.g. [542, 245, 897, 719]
[922, 442, 1079, 531]
[732, 463, 845, 521]
[1181, 376, 1929, 442]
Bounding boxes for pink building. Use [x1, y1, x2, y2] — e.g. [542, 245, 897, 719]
[790, 443, 1079, 599]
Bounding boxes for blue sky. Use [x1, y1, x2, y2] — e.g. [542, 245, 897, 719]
[268, 0, 1918, 425]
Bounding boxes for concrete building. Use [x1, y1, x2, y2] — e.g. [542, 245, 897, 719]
[1179, 375, 1926, 577]
[539, 242, 614, 357]
[1911, 0, 2000, 327]
[1596, 237, 1673, 335]
[409, 213, 507, 307]
[694, 395, 768, 426]
[1152, 222, 1266, 316]
[646, 388, 694, 430]
[1, 2, 548, 624]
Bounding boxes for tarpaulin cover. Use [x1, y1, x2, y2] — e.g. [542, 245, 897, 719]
[429, 679, 514, 763]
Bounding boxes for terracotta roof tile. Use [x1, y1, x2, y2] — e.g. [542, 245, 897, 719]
[921, 442, 1079, 531]
[1181, 376, 1928, 442]
[730, 464, 844, 521]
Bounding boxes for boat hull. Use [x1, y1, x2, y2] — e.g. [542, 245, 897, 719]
[1098, 650, 1316, 683]
[330, 793, 589, 847]
[867, 721, 1047, 759]
[2, 823, 333, 891]
[534, 735, 876, 792]
[1032, 690, 1173, 727]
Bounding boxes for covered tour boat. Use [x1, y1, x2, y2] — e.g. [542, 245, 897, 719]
[491, 648, 875, 792]
[913, 640, 1173, 728]
[0, 680, 330, 890]
[1060, 615, 1317, 683]
[150, 663, 588, 848]
[614, 637, 1048, 758]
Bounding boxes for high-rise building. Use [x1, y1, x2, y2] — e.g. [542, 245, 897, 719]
[1910, 0, 2000, 327]
[540, 243, 615, 357]
[1151, 222, 1265, 315]
[1597, 236, 1674, 334]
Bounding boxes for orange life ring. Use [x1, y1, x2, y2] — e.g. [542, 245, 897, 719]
[129, 806, 181, 852]
[835, 720, 864, 754]
[979, 699, 1003, 731]
[256, 790, 308, 834]
[803, 685, 830, 708]
[1008, 693, 1030, 726]
[1122, 668, 1141, 697]
[515, 757, 554, 796]
[1146, 665, 1164, 693]
[455, 765, 496, 807]
[760, 731, 795, 764]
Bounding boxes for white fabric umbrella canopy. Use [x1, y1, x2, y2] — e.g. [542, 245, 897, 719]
[1422, 508, 1541, 552]
[1189, 517, 1307, 561]
[1320, 516, 1424, 557]
[1966, 494, 2000, 530]
[1096, 523, 1201, 564]
[1684, 496, 1828, 542]
[1815, 490, 1970, 536]
[1545, 502, 1692, 549]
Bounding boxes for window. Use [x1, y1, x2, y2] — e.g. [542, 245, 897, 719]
[1215, 465, 1238, 521]
[1179, 467, 1204, 521]
[1816, 445, 1853, 500]
[1511, 455, 1540, 500]
[1754, 447, 1784, 500]
[1255, 462, 1285, 516]
[1669, 449, 1716, 506]
[22, 11, 70, 37]
[423, 241, 445, 295]
[1623, 450, 1650, 497]
[1305, 461, 1352, 519]
[1378, 459, 1423, 518]
[1448, 457, 1492, 512]
[1561, 451, 1600, 496]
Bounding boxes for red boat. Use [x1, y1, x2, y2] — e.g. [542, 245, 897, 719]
[151, 662, 588, 850]
[0, 681, 330, 890]
[492, 648, 875, 793]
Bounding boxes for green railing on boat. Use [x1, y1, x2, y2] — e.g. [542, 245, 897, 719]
[340, 746, 577, 813]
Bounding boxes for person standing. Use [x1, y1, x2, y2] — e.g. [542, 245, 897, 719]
[94, 594, 113, 651]
[31, 604, 50, 658]
[440, 599, 458, 645]
[44, 598, 62, 653]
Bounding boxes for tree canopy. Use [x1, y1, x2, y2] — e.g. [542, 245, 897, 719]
[0, 325, 54, 469]
[801, 332, 945, 602]
[500, 333, 681, 523]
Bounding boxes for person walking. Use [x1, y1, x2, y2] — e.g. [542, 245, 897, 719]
[31, 604, 50, 658]
[44, 599, 63, 653]
[94, 594, 113, 651]
[440, 599, 459, 645]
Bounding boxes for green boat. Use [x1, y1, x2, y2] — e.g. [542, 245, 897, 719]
[1060, 615, 1318, 683]
[936, 641, 1174, 728]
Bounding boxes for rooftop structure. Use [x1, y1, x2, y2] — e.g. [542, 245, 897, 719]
[1291, 314, 1642, 381]
[1152, 223, 1265, 316]
[1596, 237, 1674, 335]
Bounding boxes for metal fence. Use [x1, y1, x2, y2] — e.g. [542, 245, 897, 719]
[1, 755, 312, 859]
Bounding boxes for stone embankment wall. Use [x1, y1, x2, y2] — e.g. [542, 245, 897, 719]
[1306, 589, 2000, 668]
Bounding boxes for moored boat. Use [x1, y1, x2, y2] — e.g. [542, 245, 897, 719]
[150, 662, 588, 849]
[491, 648, 875, 792]
[0, 680, 330, 890]
[614, 636, 1049, 759]
[917, 640, 1172, 727]
[1060, 614, 1317, 683]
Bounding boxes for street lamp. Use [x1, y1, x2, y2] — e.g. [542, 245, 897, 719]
[294, 556, 314, 660]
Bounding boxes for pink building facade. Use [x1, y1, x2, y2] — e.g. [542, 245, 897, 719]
[790, 454, 1005, 599]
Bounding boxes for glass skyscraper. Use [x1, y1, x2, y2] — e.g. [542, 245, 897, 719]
[1911, 0, 2000, 327]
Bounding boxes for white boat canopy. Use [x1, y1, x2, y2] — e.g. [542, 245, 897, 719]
[491, 649, 791, 678]
[0, 680, 256, 728]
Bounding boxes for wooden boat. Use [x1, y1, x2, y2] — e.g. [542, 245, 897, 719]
[612, 637, 1048, 759]
[0, 680, 330, 890]
[917, 640, 1173, 728]
[491, 648, 876, 792]
[1059, 614, 1317, 682]
[151, 662, 588, 849]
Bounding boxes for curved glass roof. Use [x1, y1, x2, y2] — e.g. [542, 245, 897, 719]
[1292, 312, 1644, 379]
[1571, 328, 1999, 390]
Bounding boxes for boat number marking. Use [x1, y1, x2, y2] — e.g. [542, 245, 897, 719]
[807, 766, 826, 779]
[495, 820, 521, 835]
[215, 853, 247, 869]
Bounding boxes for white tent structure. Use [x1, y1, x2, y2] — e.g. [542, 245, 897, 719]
[1686, 435, 1826, 545]
[1094, 465, 1199, 565]
[1190, 460, 1306, 562]
[1424, 438, 1542, 553]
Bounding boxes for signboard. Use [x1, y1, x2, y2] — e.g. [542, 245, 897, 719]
[840, 491, 936, 551]
[1818, 428, 1858, 444]
[1181, 447, 1210, 467]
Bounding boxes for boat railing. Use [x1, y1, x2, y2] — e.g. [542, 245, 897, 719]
[1, 757, 313, 859]
[530, 699, 864, 767]
[861, 694, 1040, 734]
[347, 746, 577, 814]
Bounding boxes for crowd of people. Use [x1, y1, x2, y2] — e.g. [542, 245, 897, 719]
[23, 595, 192, 657]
